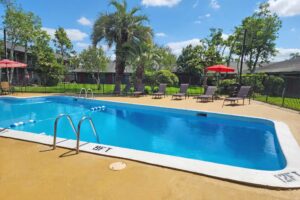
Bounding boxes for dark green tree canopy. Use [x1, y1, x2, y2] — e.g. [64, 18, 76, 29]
[53, 27, 73, 63]
[233, 3, 282, 73]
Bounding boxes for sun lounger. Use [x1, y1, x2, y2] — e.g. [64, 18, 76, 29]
[133, 84, 145, 97]
[196, 86, 217, 102]
[152, 84, 167, 99]
[1, 82, 12, 95]
[222, 86, 251, 107]
[172, 84, 189, 100]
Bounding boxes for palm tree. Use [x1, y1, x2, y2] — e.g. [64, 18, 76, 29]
[127, 41, 160, 86]
[92, 0, 152, 88]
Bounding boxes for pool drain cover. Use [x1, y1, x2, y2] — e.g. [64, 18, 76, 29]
[109, 162, 126, 171]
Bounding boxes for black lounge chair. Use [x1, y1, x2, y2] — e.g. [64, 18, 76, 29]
[152, 84, 167, 99]
[222, 86, 252, 107]
[172, 84, 189, 100]
[196, 86, 217, 102]
[133, 84, 145, 97]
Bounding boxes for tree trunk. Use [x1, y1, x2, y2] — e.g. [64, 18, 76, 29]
[115, 56, 126, 89]
[251, 49, 261, 73]
[24, 43, 28, 85]
[136, 65, 144, 86]
[9, 49, 14, 84]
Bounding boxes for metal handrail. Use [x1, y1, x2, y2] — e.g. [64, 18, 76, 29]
[79, 88, 87, 98]
[77, 116, 99, 154]
[52, 114, 77, 150]
[86, 88, 94, 99]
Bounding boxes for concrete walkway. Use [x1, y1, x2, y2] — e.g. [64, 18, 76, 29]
[0, 94, 299, 200]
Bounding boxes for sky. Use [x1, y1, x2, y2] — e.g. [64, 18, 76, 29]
[0, 0, 300, 61]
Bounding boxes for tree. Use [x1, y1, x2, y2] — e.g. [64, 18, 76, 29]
[3, 6, 27, 83]
[53, 27, 73, 64]
[127, 41, 161, 86]
[79, 46, 109, 87]
[92, 0, 152, 88]
[152, 46, 177, 71]
[233, 3, 282, 73]
[177, 44, 204, 84]
[31, 30, 64, 85]
[20, 12, 42, 65]
[0, 40, 3, 59]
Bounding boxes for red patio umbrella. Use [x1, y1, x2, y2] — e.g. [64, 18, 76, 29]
[205, 65, 235, 86]
[206, 65, 235, 73]
[0, 59, 27, 68]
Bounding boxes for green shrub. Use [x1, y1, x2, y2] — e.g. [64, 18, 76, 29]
[218, 79, 237, 94]
[155, 70, 179, 86]
[264, 75, 285, 96]
[144, 86, 152, 94]
[242, 73, 266, 93]
[143, 70, 179, 87]
[144, 71, 156, 86]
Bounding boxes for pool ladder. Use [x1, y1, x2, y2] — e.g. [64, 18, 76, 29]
[79, 88, 94, 99]
[52, 114, 99, 154]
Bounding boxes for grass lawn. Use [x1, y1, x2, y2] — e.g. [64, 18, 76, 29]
[14, 83, 204, 95]
[255, 95, 300, 111]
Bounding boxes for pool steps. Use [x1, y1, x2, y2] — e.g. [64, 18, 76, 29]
[53, 114, 99, 154]
[79, 88, 94, 99]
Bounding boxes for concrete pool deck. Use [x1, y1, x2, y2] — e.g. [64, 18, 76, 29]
[1, 93, 300, 199]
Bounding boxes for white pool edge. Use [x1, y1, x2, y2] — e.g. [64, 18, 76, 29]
[1, 95, 300, 188]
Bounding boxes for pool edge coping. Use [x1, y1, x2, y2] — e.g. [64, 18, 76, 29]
[1, 95, 300, 188]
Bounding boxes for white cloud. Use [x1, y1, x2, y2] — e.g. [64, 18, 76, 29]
[222, 33, 230, 40]
[77, 17, 92, 26]
[167, 38, 201, 56]
[99, 44, 110, 52]
[210, 0, 220, 10]
[272, 47, 300, 61]
[142, 0, 181, 7]
[76, 42, 90, 49]
[268, 0, 300, 17]
[42, 27, 88, 41]
[156, 32, 167, 37]
[193, 0, 199, 8]
[194, 13, 211, 24]
[42, 27, 56, 38]
[291, 28, 296, 32]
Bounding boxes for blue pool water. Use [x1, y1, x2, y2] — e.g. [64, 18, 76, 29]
[0, 96, 286, 170]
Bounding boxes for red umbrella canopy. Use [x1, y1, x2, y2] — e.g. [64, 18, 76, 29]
[0, 59, 27, 68]
[206, 65, 235, 73]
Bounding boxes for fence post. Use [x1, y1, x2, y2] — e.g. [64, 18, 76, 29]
[281, 88, 286, 107]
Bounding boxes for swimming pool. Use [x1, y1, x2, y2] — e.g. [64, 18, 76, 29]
[1, 96, 300, 188]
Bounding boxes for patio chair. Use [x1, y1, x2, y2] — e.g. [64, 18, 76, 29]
[196, 86, 217, 102]
[152, 84, 167, 99]
[172, 84, 189, 100]
[133, 83, 145, 97]
[222, 86, 252, 107]
[1, 82, 12, 95]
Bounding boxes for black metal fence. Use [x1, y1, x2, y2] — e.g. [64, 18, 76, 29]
[2, 70, 300, 111]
